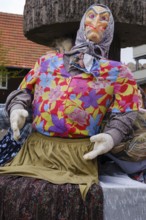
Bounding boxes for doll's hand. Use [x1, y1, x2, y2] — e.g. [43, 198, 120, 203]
[10, 109, 28, 141]
[83, 133, 114, 160]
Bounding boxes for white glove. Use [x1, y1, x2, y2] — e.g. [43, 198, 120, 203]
[10, 109, 28, 141]
[83, 133, 114, 160]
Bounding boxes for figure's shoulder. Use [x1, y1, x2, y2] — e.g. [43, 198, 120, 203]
[99, 58, 124, 68]
[98, 58, 135, 79]
[38, 51, 64, 62]
[99, 58, 133, 73]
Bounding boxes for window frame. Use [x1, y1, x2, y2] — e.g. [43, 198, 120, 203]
[0, 73, 8, 89]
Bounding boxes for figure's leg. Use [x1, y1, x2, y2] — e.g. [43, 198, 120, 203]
[0, 176, 103, 220]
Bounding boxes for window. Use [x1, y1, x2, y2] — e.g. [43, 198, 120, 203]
[0, 73, 7, 89]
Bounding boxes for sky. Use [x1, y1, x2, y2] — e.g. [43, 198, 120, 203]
[0, 0, 25, 15]
[0, 0, 140, 64]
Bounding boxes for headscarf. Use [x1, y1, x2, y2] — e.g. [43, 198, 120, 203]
[65, 3, 114, 59]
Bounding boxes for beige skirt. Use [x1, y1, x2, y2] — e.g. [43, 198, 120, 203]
[0, 132, 98, 200]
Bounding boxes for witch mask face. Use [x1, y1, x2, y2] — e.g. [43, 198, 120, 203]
[85, 6, 110, 43]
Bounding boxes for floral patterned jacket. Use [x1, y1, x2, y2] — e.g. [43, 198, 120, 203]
[14, 52, 138, 138]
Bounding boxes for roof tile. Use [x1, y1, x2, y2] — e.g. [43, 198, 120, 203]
[0, 12, 53, 69]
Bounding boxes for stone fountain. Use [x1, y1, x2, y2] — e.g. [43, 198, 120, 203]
[23, 0, 146, 60]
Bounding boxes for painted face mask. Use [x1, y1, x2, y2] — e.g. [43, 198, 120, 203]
[85, 6, 110, 44]
[66, 4, 114, 59]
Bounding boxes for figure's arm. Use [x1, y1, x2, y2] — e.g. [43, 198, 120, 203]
[5, 58, 40, 140]
[5, 89, 32, 140]
[103, 111, 138, 146]
[104, 64, 139, 145]
[83, 111, 138, 160]
[83, 64, 139, 160]
[5, 89, 32, 115]
[0, 89, 32, 130]
[0, 103, 33, 131]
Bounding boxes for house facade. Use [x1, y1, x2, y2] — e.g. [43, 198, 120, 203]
[132, 45, 146, 92]
[0, 12, 52, 103]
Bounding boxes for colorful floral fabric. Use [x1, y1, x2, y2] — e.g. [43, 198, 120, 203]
[20, 52, 138, 138]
